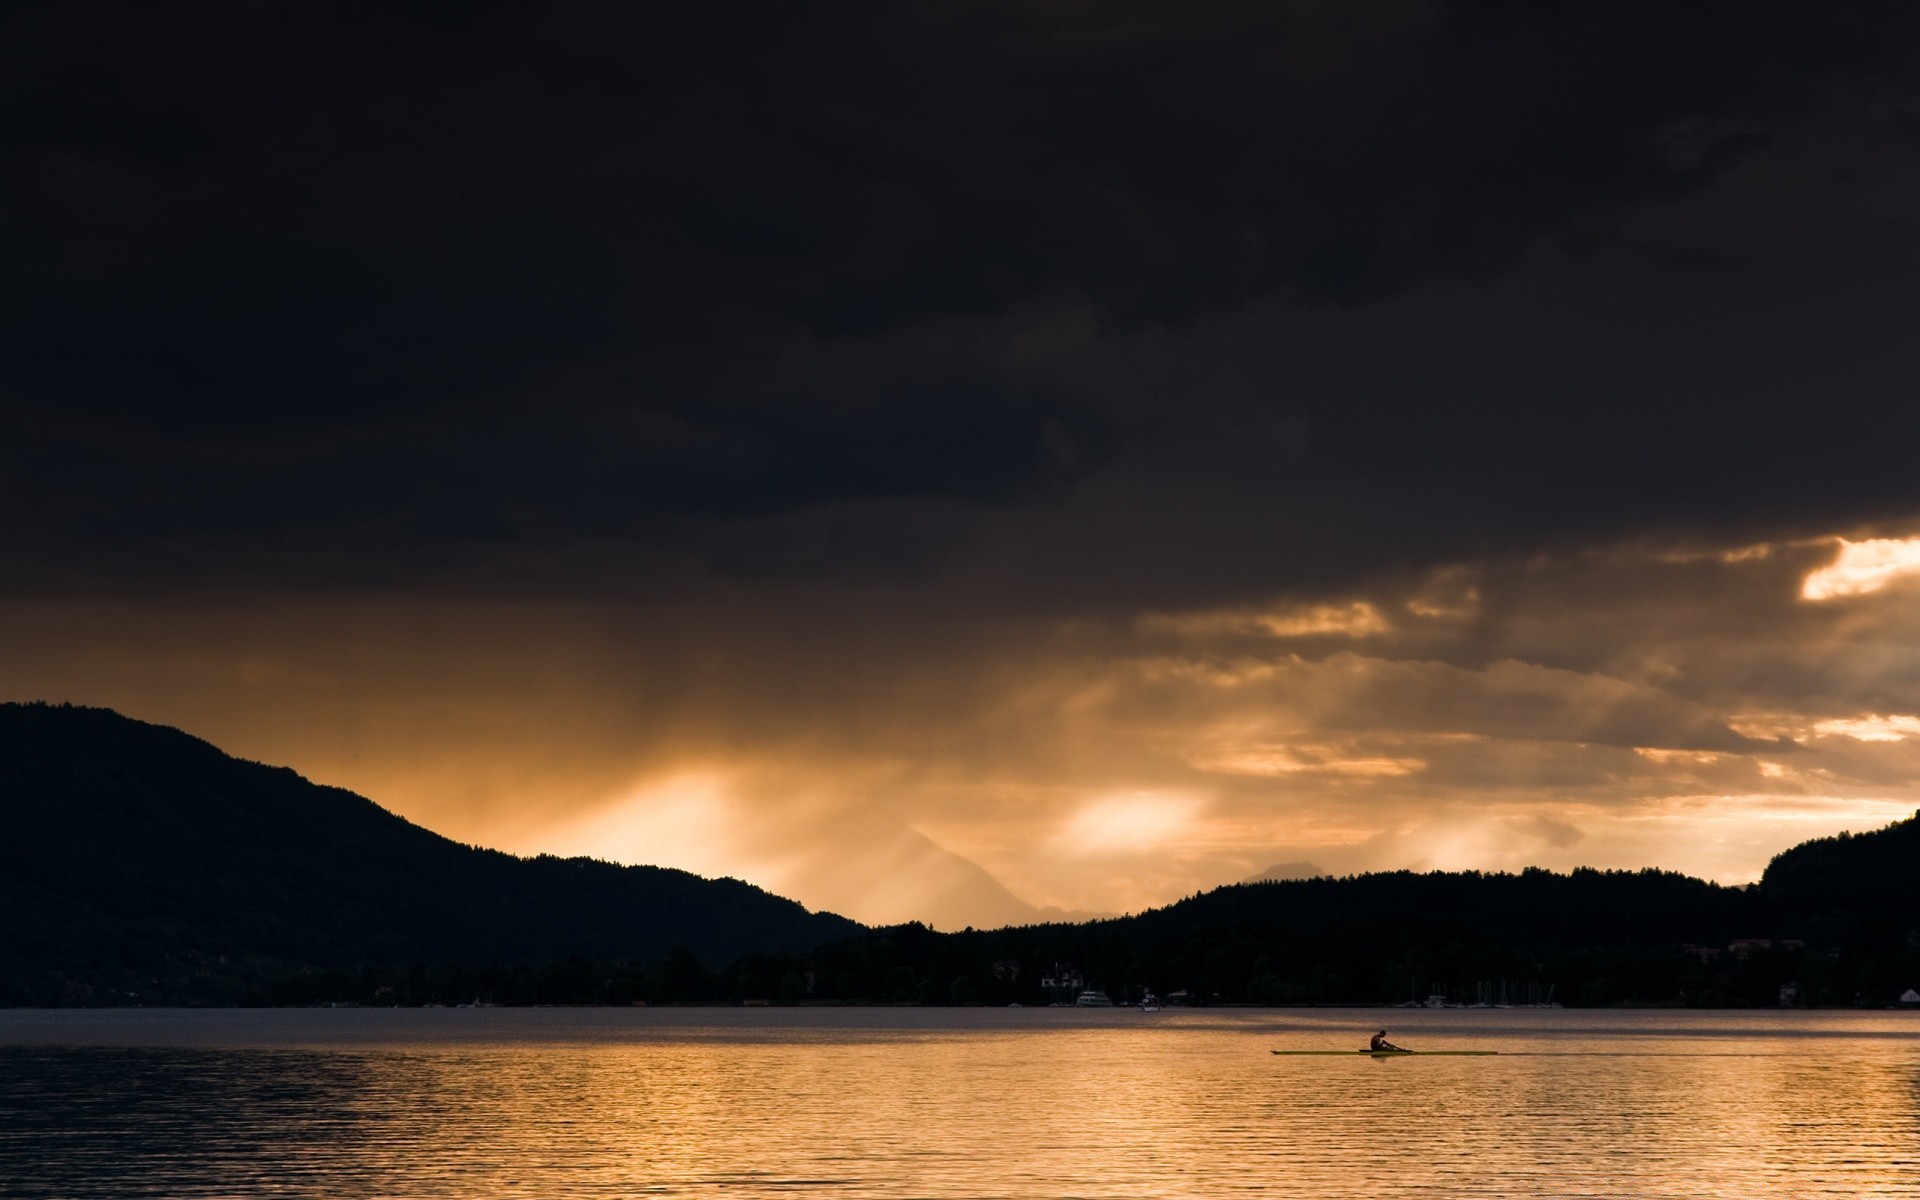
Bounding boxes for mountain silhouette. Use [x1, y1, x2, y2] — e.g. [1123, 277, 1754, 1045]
[6, 701, 1917, 1008]
[0, 702, 858, 1002]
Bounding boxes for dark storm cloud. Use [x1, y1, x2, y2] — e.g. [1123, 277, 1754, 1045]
[6, 0, 1920, 598]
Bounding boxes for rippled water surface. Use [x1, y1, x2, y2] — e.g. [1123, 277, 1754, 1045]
[3, 1007, 1918, 1197]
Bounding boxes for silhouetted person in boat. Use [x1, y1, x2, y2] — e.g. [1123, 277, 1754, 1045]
[1369, 1030, 1406, 1052]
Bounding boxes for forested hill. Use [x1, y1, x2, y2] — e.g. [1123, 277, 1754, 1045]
[0, 703, 859, 1004]
[782, 825, 1917, 1010]
[1760, 810, 1920, 939]
[784, 866, 1767, 1010]
[781, 835, 1919, 1010]
[1125, 865, 1754, 950]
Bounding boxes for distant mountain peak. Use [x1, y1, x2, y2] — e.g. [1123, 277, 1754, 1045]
[1246, 860, 1328, 883]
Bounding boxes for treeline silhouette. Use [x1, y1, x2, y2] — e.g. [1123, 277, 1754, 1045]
[249, 856, 1920, 1010]
[3, 703, 1916, 1008]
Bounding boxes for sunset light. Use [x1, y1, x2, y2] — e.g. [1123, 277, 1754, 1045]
[1800, 536, 1920, 599]
[1056, 792, 1205, 856]
[1812, 714, 1920, 742]
[12, 6, 1920, 1194]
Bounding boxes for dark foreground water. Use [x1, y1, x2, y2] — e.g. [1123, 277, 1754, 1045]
[2, 1007, 1917, 1198]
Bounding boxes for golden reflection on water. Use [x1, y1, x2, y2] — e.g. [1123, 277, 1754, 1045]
[2, 1008, 1918, 1198]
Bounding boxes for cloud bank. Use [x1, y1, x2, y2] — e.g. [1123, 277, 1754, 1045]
[9, 3, 1920, 923]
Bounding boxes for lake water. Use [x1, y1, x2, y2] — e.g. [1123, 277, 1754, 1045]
[2, 1007, 1917, 1198]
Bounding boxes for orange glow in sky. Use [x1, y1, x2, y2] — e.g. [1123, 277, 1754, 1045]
[1801, 536, 1920, 600]
[8, 527, 1920, 928]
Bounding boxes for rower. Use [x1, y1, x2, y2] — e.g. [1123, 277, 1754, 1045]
[1369, 1030, 1405, 1052]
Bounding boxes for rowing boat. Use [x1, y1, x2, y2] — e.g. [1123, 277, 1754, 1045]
[1270, 1049, 1497, 1056]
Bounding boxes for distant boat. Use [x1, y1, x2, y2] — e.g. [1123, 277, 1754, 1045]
[1139, 991, 1162, 1012]
[1075, 990, 1114, 1007]
[1272, 1049, 1497, 1057]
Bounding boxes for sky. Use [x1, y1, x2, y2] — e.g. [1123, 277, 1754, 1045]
[8, 1, 1920, 928]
